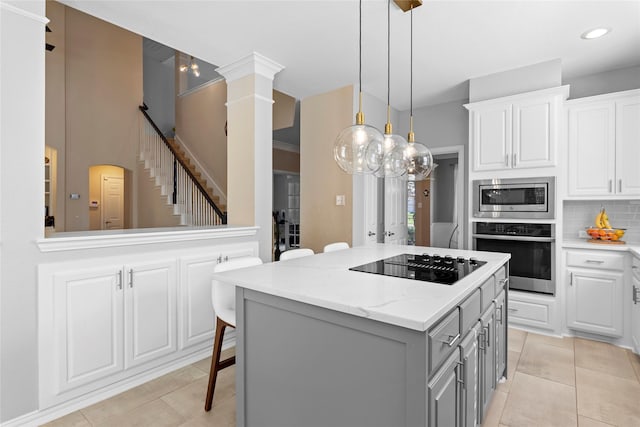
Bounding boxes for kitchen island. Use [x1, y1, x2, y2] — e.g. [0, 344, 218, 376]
[213, 244, 510, 427]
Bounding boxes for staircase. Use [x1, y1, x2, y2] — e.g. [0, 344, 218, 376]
[139, 106, 227, 226]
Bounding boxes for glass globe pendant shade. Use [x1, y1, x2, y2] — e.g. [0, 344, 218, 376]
[376, 133, 409, 178]
[334, 122, 384, 174]
[404, 140, 434, 181]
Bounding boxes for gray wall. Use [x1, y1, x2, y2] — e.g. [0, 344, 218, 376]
[432, 156, 458, 223]
[143, 53, 175, 136]
[564, 65, 640, 99]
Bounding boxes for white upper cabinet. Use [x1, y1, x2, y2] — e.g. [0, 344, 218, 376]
[567, 89, 640, 198]
[467, 86, 567, 172]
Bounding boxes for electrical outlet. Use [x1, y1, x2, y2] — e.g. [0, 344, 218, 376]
[336, 195, 345, 206]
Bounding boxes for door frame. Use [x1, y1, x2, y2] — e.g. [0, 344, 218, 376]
[430, 145, 465, 249]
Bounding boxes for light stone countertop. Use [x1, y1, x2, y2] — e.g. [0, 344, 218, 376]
[562, 238, 640, 257]
[213, 244, 510, 332]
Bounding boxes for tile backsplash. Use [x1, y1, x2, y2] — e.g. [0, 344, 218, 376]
[563, 200, 640, 243]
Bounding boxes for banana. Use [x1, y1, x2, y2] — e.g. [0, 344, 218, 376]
[595, 209, 604, 229]
[602, 209, 612, 229]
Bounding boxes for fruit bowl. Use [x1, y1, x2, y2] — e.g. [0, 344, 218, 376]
[586, 227, 626, 241]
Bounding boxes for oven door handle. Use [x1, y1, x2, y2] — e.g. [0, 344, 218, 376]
[472, 234, 555, 243]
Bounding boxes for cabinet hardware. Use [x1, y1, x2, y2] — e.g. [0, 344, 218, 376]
[225, 256, 229, 262]
[484, 326, 491, 348]
[633, 266, 639, 270]
[128, 269, 133, 288]
[499, 278, 509, 290]
[619, 179, 622, 193]
[634, 285, 639, 304]
[385, 231, 395, 237]
[456, 360, 466, 389]
[496, 307, 503, 324]
[504, 154, 509, 167]
[116, 270, 123, 290]
[570, 272, 573, 286]
[512, 153, 517, 167]
[585, 260, 604, 264]
[478, 330, 486, 350]
[608, 179, 613, 193]
[441, 333, 460, 347]
[508, 308, 518, 313]
[217, 255, 222, 264]
[367, 231, 376, 237]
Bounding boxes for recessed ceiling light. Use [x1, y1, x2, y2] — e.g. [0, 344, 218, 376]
[581, 28, 611, 40]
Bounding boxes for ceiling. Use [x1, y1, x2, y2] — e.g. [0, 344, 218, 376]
[61, 0, 640, 111]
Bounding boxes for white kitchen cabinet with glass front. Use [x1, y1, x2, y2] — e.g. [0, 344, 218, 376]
[465, 86, 569, 172]
[567, 89, 640, 198]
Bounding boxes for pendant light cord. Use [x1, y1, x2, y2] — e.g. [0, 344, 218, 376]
[359, 0, 362, 95]
[386, 0, 391, 125]
[410, 6, 413, 120]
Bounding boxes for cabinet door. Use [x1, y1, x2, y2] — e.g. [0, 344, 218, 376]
[616, 96, 640, 196]
[512, 96, 556, 169]
[53, 266, 124, 393]
[124, 260, 177, 369]
[631, 269, 640, 354]
[567, 268, 624, 337]
[479, 306, 495, 422]
[178, 254, 220, 350]
[494, 291, 506, 382]
[567, 102, 616, 196]
[471, 105, 512, 171]
[459, 330, 478, 427]
[428, 348, 461, 427]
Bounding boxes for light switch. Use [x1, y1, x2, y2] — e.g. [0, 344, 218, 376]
[336, 195, 345, 206]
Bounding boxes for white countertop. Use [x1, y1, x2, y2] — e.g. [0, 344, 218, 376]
[213, 244, 510, 332]
[562, 238, 640, 257]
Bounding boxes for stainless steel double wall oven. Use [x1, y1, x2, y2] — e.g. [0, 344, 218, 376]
[472, 177, 556, 295]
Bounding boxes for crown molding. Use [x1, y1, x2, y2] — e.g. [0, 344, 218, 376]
[0, 1, 49, 24]
[216, 52, 284, 83]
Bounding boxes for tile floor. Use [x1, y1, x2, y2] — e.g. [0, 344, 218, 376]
[44, 329, 640, 427]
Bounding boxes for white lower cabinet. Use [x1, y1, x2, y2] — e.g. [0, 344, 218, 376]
[631, 255, 640, 354]
[52, 265, 125, 394]
[39, 242, 258, 408]
[566, 250, 625, 338]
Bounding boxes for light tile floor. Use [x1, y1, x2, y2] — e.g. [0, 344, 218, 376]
[44, 329, 640, 427]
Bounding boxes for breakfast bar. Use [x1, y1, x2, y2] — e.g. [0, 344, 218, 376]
[213, 244, 511, 427]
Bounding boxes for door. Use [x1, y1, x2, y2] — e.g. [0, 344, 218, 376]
[567, 102, 615, 196]
[494, 291, 506, 382]
[479, 306, 495, 422]
[471, 105, 512, 171]
[364, 174, 379, 244]
[53, 266, 124, 393]
[124, 260, 177, 368]
[102, 175, 124, 230]
[459, 329, 478, 427]
[512, 96, 556, 169]
[567, 268, 624, 338]
[414, 179, 431, 246]
[616, 95, 640, 196]
[632, 259, 640, 354]
[384, 176, 407, 244]
[428, 348, 461, 427]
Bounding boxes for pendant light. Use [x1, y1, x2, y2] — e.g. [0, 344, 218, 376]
[371, 0, 409, 179]
[334, 0, 384, 175]
[403, 5, 433, 181]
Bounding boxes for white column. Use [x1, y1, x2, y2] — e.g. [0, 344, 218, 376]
[216, 53, 284, 261]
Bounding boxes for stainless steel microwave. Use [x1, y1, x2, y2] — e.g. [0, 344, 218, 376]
[472, 177, 555, 219]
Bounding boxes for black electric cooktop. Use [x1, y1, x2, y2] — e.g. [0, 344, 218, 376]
[349, 254, 487, 285]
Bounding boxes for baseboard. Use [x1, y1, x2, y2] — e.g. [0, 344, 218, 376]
[2, 341, 233, 427]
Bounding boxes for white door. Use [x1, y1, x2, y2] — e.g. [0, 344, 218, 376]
[512, 96, 556, 169]
[566, 268, 624, 338]
[384, 177, 407, 245]
[616, 95, 640, 196]
[124, 260, 177, 369]
[364, 174, 379, 244]
[471, 105, 512, 171]
[567, 102, 616, 196]
[102, 175, 124, 230]
[53, 266, 124, 393]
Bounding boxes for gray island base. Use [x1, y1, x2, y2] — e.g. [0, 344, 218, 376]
[213, 245, 510, 427]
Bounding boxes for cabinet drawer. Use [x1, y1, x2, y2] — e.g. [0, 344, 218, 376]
[494, 266, 507, 294]
[508, 299, 550, 325]
[480, 277, 495, 312]
[428, 308, 461, 373]
[460, 289, 481, 334]
[566, 250, 625, 271]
